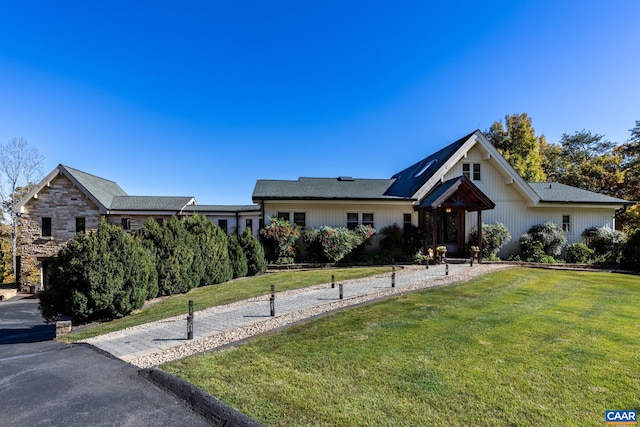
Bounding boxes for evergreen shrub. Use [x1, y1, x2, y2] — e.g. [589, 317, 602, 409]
[39, 220, 157, 323]
[467, 222, 512, 259]
[240, 229, 267, 275]
[228, 234, 248, 279]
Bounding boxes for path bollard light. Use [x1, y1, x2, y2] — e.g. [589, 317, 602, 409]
[270, 284, 275, 317]
[187, 300, 194, 340]
[445, 264, 449, 276]
[331, 274, 335, 288]
[391, 266, 396, 288]
[470, 256, 474, 267]
[339, 283, 343, 300]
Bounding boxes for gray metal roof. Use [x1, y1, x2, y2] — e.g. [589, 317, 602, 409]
[110, 196, 195, 211]
[61, 165, 128, 209]
[184, 204, 261, 213]
[253, 177, 407, 200]
[529, 182, 632, 205]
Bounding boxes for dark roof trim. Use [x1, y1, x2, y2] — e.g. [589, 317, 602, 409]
[416, 175, 496, 212]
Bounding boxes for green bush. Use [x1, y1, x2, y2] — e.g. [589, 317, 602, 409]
[39, 220, 157, 323]
[565, 243, 594, 264]
[182, 215, 232, 286]
[379, 223, 424, 261]
[228, 234, 248, 279]
[583, 226, 627, 264]
[260, 216, 301, 264]
[138, 217, 195, 295]
[240, 229, 267, 275]
[302, 225, 376, 263]
[620, 229, 640, 271]
[467, 222, 512, 259]
[526, 221, 566, 257]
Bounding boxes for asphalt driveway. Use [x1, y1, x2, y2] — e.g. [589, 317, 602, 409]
[0, 296, 211, 427]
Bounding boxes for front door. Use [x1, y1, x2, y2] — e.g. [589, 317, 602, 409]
[440, 210, 464, 256]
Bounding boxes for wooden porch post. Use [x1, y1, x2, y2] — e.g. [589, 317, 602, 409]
[432, 210, 438, 256]
[477, 210, 483, 264]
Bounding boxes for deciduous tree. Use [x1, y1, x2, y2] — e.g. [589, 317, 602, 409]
[486, 113, 547, 182]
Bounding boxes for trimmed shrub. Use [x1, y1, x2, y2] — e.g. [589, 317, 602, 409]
[518, 234, 556, 263]
[583, 226, 627, 264]
[467, 222, 512, 259]
[260, 216, 301, 264]
[138, 217, 196, 295]
[182, 214, 232, 286]
[620, 229, 640, 271]
[526, 221, 566, 257]
[302, 225, 376, 263]
[240, 229, 267, 276]
[379, 223, 424, 261]
[228, 234, 248, 279]
[565, 243, 594, 264]
[39, 220, 157, 323]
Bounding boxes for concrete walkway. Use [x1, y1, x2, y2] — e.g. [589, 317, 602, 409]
[83, 262, 510, 368]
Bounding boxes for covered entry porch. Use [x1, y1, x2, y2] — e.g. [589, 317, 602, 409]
[416, 176, 495, 262]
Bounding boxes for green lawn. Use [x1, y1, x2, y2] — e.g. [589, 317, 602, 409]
[162, 268, 640, 426]
[59, 267, 391, 343]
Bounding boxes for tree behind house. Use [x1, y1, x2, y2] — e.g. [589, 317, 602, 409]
[0, 137, 43, 284]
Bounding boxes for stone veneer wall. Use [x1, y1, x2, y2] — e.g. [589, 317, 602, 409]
[19, 174, 102, 290]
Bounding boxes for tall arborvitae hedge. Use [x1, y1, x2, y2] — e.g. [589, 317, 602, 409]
[240, 228, 267, 275]
[182, 215, 233, 286]
[228, 234, 248, 279]
[39, 219, 157, 323]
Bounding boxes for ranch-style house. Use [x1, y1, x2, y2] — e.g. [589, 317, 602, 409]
[14, 130, 631, 290]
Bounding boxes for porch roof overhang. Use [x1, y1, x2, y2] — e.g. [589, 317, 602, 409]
[414, 175, 496, 212]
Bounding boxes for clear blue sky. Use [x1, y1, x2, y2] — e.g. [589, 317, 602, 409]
[1, 1, 638, 204]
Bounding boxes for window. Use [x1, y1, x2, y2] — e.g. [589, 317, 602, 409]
[403, 213, 412, 230]
[277, 212, 290, 221]
[347, 213, 359, 230]
[218, 219, 228, 234]
[121, 218, 131, 230]
[562, 215, 571, 233]
[362, 213, 374, 227]
[42, 217, 52, 237]
[246, 218, 253, 233]
[463, 163, 481, 181]
[473, 163, 481, 181]
[293, 212, 306, 227]
[75, 217, 85, 233]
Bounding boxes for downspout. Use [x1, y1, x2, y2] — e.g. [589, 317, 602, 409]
[235, 210, 240, 237]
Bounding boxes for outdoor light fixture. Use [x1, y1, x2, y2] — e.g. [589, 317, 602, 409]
[445, 208, 452, 213]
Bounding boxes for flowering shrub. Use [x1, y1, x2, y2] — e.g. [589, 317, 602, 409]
[303, 225, 375, 263]
[582, 226, 626, 264]
[468, 222, 512, 259]
[260, 216, 301, 264]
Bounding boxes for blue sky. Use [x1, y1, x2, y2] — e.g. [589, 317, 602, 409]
[1, 1, 638, 204]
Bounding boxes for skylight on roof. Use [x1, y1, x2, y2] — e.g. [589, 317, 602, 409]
[415, 159, 437, 177]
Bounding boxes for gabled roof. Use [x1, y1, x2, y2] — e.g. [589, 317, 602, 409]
[416, 176, 496, 212]
[529, 182, 633, 205]
[253, 177, 406, 201]
[109, 196, 195, 211]
[62, 165, 128, 210]
[385, 131, 475, 198]
[14, 164, 129, 214]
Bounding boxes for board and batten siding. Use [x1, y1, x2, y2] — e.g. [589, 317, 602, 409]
[445, 144, 618, 256]
[262, 200, 415, 250]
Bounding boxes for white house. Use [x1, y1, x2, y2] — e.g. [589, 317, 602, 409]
[252, 130, 632, 258]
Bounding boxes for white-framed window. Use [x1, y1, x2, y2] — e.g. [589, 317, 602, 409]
[347, 212, 374, 229]
[293, 212, 306, 227]
[121, 218, 131, 230]
[277, 212, 290, 221]
[463, 163, 481, 181]
[218, 219, 228, 234]
[403, 213, 412, 230]
[347, 213, 359, 230]
[562, 215, 571, 233]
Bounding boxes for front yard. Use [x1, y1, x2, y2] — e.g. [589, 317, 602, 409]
[162, 268, 640, 426]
